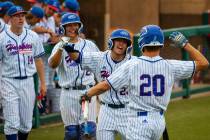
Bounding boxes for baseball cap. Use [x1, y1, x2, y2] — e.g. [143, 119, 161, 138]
[64, 0, 80, 11]
[47, 0, 60, 12]
[29, 6, 45, 18]
[0, 1, 15, 14]
[7, 6, 27, 16]
[27, 0, 37, 3]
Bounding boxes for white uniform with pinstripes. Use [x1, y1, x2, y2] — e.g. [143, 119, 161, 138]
[107, 55, 195, 140]
[0, 18, 5, 111]
[49, 38, 99, 126]
[0, 27, 45, 135]
[81, 50, 134, 140]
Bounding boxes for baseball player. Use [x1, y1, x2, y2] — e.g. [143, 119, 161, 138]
[63, 29, 134, 140]
[48, 13, 99, 140]
[80, 25, 209, 140]
[0, 1, 15, 32]
[0, 6, 46, 140]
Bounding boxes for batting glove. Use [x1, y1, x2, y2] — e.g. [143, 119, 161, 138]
[63, 43, 75, 53]
[169, 31, 189, 48]
[37, 94, 44, 109]
[79, 94, 91, 105]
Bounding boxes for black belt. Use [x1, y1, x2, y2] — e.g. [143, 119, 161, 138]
[137, 110, 164, 116]
[64, 85, 93, 90]
[100, 101, 125, 109]
[13, 76, 28, 80]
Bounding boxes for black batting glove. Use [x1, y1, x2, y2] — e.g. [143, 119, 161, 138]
[79, 94, 91, 105]
[63, 43, 75, 53]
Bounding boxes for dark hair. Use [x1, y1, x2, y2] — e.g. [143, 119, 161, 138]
[142, 45, 162, 52]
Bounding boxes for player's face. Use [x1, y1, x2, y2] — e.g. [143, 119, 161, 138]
[65, 23, 80, 38]
[112, 38, 128, 55]
[10, 13, 26, 28]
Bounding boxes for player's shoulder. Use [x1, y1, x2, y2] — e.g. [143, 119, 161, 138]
[83, 38, 97, 47]
[26, 28, 39, 38]
[0, 29, 6, 40]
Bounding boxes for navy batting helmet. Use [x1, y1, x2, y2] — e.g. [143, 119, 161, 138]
[60, 12, 83, 35]
[138, 25, 164, 50]
[108, 29, 132, 54]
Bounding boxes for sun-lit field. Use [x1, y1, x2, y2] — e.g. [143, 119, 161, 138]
[1, 94, 210, 140]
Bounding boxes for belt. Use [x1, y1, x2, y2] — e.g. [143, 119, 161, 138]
[100, 101, 125, 109]
[13, 76, 28, 80]
[63, 85, 93, 90]
[137, 110, 164, 116]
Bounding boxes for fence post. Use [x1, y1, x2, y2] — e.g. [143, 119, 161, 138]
[33, 73, 40, 128]
[133, 34, 141, 56]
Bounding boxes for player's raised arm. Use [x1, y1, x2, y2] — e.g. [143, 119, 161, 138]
[169, 32, 209, 71]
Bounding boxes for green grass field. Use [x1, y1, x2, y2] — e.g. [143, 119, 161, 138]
[1, 94, 210, 140]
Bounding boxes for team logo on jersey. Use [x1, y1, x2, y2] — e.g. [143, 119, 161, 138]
[65, 56, 78, 67]
[100, 66, 110, 79]
[6, 43, 32, 55]
[18, 43, 33, 54]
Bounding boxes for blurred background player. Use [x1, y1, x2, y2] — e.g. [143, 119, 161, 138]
[65, 29, 134, 140]
[80, 25, 209, 140]
[61, 0, 80, 15]
[0, 5, 46, 140]
[48, 13, 99, 140]
[25, 6, 45, 30]
[0, 1, 14, 32]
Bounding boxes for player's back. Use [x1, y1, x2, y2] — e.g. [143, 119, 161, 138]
[128, 55, 194, 112]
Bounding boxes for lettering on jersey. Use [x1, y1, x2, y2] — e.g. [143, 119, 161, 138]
[100, 66, 110, 79]
[6, 43, 32, 55]
[65, 56, 78, 67]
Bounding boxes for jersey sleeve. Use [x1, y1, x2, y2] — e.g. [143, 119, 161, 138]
[48, 41, 63, 64]
[106, 60, 131, 91]
[33, 32, 45, 58]
[80, 51, 103, 73]
[0, 33, 3, 60]
[167, 60, 195, 81]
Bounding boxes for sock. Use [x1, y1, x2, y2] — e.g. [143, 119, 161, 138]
[18, 132, 29, 140]
[5, 134, 17, 140]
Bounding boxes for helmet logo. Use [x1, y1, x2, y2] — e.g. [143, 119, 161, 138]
[67, 15, 76, 19]
[141, 27, 148, 36]
[153, 36, 157, 41]
[120, 31, 128, 36]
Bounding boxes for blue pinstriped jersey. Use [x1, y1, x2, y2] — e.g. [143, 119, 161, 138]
[0, 28, 45, 77]
[49, 38, 99, 88]
[81, 50, 136, 105]
[107, 55, 195, 111]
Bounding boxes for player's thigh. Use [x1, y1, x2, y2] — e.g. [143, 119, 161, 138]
[152, 115, 165, 140]
[1, 78, 20, 134]
[60, 90, 81, 125]
[19, 78, 35, 131]
[128, 116, 153, 140]
[116, 108, 129, 139]
[97, 129, 115, 140]
[97, 105, 115, 131]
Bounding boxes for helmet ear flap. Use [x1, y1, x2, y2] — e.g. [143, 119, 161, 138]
[59, 26, 65, 35]
[108, 39, 113, 49]
[126, 45, 132, 54]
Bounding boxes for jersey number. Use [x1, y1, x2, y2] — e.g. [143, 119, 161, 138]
[28, 56, 33, 64]
[140, 74, 165, 96]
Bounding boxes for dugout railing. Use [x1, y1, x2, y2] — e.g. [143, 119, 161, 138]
[1, 25, 210, 133]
